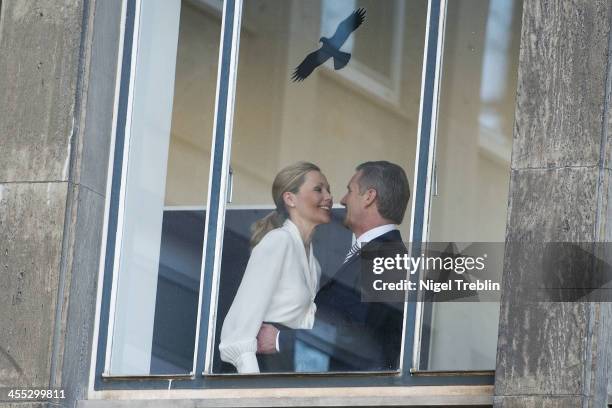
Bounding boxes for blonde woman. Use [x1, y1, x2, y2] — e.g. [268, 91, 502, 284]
[219, 162, 333, 373]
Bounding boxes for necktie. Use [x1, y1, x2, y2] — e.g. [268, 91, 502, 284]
[343, 242, 360, 264]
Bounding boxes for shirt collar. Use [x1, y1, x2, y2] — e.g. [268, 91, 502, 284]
[355, 224, 398, 247]
[283, 218, 300, 238]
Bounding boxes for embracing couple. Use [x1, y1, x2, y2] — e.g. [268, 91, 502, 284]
[219, 161, 410, 373]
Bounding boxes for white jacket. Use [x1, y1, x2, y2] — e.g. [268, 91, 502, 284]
[219, 219, 321, 373]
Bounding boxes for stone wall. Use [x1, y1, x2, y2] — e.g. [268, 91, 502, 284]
[0, 0, 84, 394]
[494, 0, 612, 406]
[0, 0, 121, 406]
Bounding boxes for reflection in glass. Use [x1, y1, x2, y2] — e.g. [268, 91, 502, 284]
[108, 0, 220, 375]
[211, 0, 426, 374]
[420, 0, 522, 371]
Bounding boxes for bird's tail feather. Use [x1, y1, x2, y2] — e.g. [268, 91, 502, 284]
[333, 51, 351, 70]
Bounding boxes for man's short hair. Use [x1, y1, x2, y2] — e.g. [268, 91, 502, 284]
[355, 161, 410, 224]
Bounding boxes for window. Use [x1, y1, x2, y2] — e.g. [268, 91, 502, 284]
[208, 0, 424, 375]
[92, 0, 522, 397]
[416, 0, 522, 372]
[100, 0, 221, 376]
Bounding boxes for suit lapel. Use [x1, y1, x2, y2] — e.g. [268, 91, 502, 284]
[316, 230, 404, 301]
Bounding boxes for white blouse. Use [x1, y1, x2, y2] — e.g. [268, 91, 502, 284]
[219, 219, 321, 373]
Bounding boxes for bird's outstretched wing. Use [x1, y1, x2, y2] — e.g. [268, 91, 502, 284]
[328, 8, 366, 49]
[292, 48, 331, 82]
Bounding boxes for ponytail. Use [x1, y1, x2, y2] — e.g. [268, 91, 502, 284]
[250, 210, 286, 248]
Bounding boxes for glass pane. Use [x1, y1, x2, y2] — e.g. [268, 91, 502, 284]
[108, 0, 221, 375]
[211, 0, 427, 374]
[419, 0, 522, 371]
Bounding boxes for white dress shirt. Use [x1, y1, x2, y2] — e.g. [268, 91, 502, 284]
[354, 224, 399, 247]
[219, 219, 321, 373]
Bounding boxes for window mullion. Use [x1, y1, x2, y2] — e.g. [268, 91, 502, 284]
[195, 0, 243, 376]
[404, 0, 447, 375]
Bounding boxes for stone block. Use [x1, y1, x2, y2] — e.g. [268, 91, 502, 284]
[504, 167, 598, 242]
[0, 1, 83, 182]
[0, 182, 68, 388]
[495, 167, 605, 396]
[496, 300, 589, 396]
[512, 0, 609, 169]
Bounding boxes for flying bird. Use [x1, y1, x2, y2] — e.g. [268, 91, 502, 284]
[292, 8, 366, 82]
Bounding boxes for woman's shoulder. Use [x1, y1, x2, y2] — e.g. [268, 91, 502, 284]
[250, 227, 297, 264]
[255, 225, 294, 248]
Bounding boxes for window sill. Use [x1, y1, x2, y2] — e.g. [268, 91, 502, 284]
[81, 385, 493, 407]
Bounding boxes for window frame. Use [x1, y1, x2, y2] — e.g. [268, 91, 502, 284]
[89, 0, 496, 399]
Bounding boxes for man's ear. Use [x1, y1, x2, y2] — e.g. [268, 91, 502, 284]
[282, 191, 296, 209]
[363, 188, 377, 207]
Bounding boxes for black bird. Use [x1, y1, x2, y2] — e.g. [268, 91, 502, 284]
[292, 8, 366, 82]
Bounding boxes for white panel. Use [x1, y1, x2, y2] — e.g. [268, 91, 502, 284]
[110, 0, 181, 374]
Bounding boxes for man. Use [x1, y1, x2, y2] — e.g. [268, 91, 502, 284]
[256, 161, 410, 371]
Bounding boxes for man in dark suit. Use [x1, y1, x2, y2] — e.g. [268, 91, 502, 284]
[256, 161, 410, 371]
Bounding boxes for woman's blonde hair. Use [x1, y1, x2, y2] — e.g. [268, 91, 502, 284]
[250, 161, 321, 247]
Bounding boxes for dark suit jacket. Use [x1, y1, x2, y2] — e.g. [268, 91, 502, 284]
[279, 229, 406, 371]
